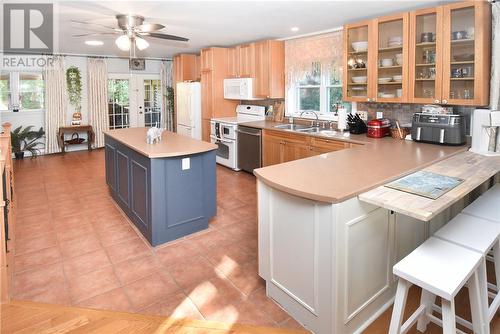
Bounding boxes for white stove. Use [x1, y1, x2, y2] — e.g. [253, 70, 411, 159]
[210, 105, 266, 170]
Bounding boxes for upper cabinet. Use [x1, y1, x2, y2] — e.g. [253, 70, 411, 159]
[344, 1, 491, 105]
[254, 40, 285, 99]
[173, 54, 198, 83]
[239, 43, 256, 78]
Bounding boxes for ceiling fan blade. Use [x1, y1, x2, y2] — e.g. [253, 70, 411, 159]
[136, 23, 165, 33]
[72, 32, 118, 37]
[148, 32, 189, 42]
[70, 20, 117, 31]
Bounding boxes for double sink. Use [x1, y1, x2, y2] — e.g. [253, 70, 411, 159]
[273, 123, 340, 137]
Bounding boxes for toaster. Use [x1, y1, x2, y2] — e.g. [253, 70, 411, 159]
[367, 118, 391, 138]
[411, 113, 465, 145]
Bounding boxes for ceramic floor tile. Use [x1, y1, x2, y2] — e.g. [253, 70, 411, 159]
[16, 212, 52, 228]
[123, 273, 181, 310]
[15, 280, 72, 306]
[15, 232, 58, 255]
[76, 287, 134, 313]
[62, 248, 112, 278]
[190, 229, 235, 251]
[59, 234, 102, 259]
[167, 256, 221, 288]
[113, 254, 162, 285]
[247, 288, 289, 324]
[154, 240, 202, 267]
[52, 213, 91, 230]
[56, 223, 95, 243]
[205, 243, 254, 276]
[14, 246, 62, 273]
[13, 262, 66, 296]
[138, 292, 204, 320]
[95, 222, 138, 247]
[202, 299, 276, 327]
[226, 262, 265, 296]
[105, 237, 152, 264]
[67, 265, 120, 303]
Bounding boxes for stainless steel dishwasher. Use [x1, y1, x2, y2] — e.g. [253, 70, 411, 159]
[236, 125, 262, 173]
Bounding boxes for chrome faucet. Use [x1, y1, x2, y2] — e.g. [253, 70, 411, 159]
[299, 110, 320, 127]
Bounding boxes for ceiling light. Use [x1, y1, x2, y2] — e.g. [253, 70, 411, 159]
[115, 35, 131, 51]
[135, 37, 149, 51]
[85, 40, 103, 46]
[291, 27, 299, 32]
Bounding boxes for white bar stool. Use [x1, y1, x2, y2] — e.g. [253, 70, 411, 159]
[462, 194, 500, 223]
[434, 213, 500, 333]
[389, 237, 485, 334]
[482, 184, 500, 200]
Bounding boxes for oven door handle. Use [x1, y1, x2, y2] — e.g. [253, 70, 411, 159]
[210, 135, 234, 144]
[235, 129, 261, 137]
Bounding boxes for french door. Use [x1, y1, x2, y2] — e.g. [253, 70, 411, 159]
[107, 74, 162, 129]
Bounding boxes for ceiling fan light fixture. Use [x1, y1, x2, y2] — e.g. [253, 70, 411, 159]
[135, 37, 149, 50]
[115, 35, 131, 51]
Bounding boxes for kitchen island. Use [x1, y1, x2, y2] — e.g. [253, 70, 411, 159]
[104, 128, 217, 246]
[251, 128, 500, 334]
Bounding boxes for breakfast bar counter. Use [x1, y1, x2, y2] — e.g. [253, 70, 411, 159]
[251, 123, 500, 333]
[104, 128, 217, 246]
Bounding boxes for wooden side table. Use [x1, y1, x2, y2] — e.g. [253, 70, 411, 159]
[58, 125, 95, 153]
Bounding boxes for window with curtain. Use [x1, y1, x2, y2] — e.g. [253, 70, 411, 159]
[0, 72, 45, 111]
[285, 31, 350, 119]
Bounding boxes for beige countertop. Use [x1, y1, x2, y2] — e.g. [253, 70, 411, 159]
[359, 151, 500, 221]
[104, 128, 217, 159]
[250, 121, 468, 203]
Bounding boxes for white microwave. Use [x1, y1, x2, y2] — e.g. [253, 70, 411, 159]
[223, 78, 262, 100]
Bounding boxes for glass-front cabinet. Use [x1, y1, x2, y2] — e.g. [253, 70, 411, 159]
[409, 7, 443, 104]
[343, 20, 373, 102]
[374, 13, 409, 103]
[442, 1, 490, 106]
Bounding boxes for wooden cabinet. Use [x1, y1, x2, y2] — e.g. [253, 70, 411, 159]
[227, 47, 240, 78]
[239, 43, 255, 78]
[254, 40, 285, 99]
[344, 1, 490, 105]
[195, 55, 201, 80]
[200, 48, 238, 141]
[262, 130, 352, 167]
[173, 54, 198, 83]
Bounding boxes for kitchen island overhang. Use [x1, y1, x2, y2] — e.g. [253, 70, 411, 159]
[104, 128, 217, 246]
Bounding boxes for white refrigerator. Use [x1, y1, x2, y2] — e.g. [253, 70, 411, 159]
[176, 82, 201, 140]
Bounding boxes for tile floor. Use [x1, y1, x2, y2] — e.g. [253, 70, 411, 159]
[12, 149, 303, 330]
[12, 149, 500, 333]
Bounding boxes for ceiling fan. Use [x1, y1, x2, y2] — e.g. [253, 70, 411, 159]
[72, 14, 189, 52]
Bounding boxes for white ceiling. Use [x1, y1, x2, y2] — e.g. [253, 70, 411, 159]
[52, 0, 451, 59]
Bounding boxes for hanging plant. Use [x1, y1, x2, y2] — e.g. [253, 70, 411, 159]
[66, 66, 82, 112]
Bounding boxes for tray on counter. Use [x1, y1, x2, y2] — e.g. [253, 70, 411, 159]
[385, 170, 464, 200]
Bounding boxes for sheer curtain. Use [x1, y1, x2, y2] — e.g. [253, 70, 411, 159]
[160, 60, 174, 131]
[491, 2, 500, 109]
[44, 56, 66, 154]
[88, 58, 108, 148]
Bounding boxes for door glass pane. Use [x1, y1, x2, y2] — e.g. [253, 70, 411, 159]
[414, 13, 437, 99]
[346, 25, 369, 99]
[449, 6, 475, 100]
[143, 79, 162, 127]
[108, 79, 130, 129]
[19, 73, 44, 110]
[377, 19, 403, 99]
[0, 74, 10, 111]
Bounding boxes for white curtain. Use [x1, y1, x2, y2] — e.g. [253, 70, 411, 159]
[491, 2, 500, 109]
[44, 56, 66, 154]
[160, 60, 174, 131]
[88, 58, 108, 148]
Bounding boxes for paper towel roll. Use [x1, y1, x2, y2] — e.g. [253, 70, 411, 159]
[338, 107, 347, 131]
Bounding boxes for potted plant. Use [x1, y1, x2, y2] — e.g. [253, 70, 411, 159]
[66, 66, 82, 125]
[11, 126, 45, 159]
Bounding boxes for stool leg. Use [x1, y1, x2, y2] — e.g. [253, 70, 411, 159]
[389, 278, 410, 334]
[416, 289, 436, 332]
[493, 241, 500, 317]
[441, 299, 457, 334]
[469, 269, 488, 334]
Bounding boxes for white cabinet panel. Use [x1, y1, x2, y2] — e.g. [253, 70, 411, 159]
[394, 213, 426, 263]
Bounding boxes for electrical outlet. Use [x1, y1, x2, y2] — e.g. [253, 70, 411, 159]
[376, 111, 384, 119]
[357, 111, 368, 121]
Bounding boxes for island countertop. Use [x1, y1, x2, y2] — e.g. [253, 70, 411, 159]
[251, 121, 468, 203]
[104, 127, 217, 158]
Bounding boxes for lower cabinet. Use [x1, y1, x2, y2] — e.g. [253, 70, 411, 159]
[262, 129, 355, 166]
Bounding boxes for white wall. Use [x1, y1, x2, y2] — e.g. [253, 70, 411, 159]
[0, 55, 163, 153]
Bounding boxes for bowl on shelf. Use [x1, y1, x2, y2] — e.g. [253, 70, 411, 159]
[352, 41, 368, 52]
[351, 86, 366, 91]
[380, 58, 394, 67]
[351, 76, 368, 84]
[387, 36, 403, 47]
[451, 31, 468, 40]
[453, 54, 474, 62]
[396, 88, 403, 97]
[395, 53, 403, 65]
[378, 77, 392, 84]
[380, 93, 396, 98]
[392, 75, 403, 82]
[420, 32, 435, 43]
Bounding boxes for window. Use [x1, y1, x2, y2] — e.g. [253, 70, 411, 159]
[290, 62, 350, 119]
[108, 78, 130, 129]
[143, 79, 161, 127]
[0, 72, 45, 111]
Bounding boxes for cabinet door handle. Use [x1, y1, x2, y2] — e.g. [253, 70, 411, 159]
[434, 99, 440, 104]
[442, 99, 448, 104]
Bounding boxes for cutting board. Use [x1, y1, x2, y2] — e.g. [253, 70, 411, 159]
[385, 171, 464, 200]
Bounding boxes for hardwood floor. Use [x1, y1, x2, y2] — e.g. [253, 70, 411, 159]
[8, 149, 500, 333]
